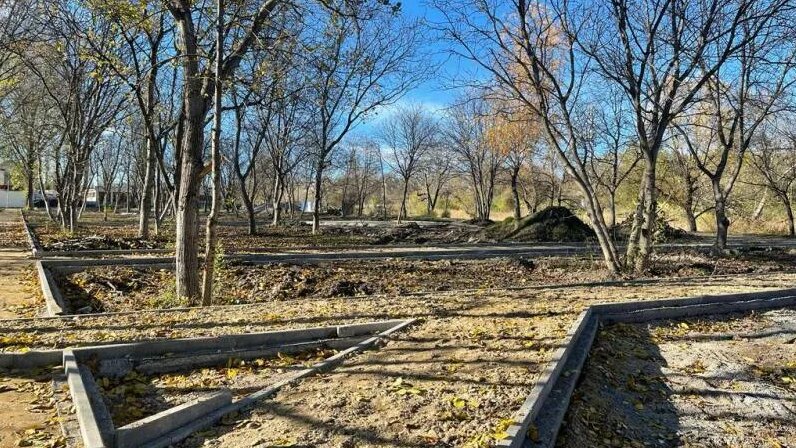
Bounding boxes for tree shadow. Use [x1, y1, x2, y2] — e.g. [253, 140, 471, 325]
[557, 322, 681, 447]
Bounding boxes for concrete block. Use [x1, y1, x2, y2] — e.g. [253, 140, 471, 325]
[336, 319, 407, 338]
[114, 390, 232, 448]
[97, 358, 133, 379]
[64, 350, 115, 448]
[37, 261, 68, 316]
[0, 349, 63, 369]
[70, 325, 341, 362]
[495, 310, 594, 448]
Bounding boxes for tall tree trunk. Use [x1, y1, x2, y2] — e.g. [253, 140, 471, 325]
[201, 0, 224, 306]
[25, 169, 33, 209]
[510, 166, 521, 230]
[170, 4, 208, 302]
[630, 158, 657, 273]
[272, 175, 283, 226]
[312, 159, 323, 234]
[683, 186, 697, 232]
[398, 178, 409, 223]
[712, 178, 729, 251]
[784, 197, 795, 237]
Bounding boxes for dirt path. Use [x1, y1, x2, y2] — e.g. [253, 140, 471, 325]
[0, 209, 39, 319]
[0, 373, 64, 448]
[0, 251, 38, 319]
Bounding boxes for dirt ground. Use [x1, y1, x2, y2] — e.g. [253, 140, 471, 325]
[4, 273, 795, 448]
[27, 212, 486, 252]
[0, 368, 65, 448]
[53, 249, 796, 314]
[558, 309, 796, 448]
[0, 212, 41, 319]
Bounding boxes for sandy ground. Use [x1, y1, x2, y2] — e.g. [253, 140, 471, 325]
[558, 309, 796, 448]
[0, 368, 65, 448]
[10, 273, 789, 448]
[0, 210, 40, 319]
[0, 251, 39, 319]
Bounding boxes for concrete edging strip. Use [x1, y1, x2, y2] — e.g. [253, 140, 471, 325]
[37, 261, 68, 315]
[114, 390, 232, 448]
[0, 349, 63, 369]
[498, 288, 796, 448]
[64, 350, 115, 448]
[495, 309, 594, 447]
[20, 210, 42, 258]
[141, 318, 418, 448]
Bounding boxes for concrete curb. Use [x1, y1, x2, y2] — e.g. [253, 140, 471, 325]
[497, 288, 796, 448]
[60, 319, 415, 447]
[20, 210, 42, 258]
[142, 318, 418, 448]
[64, 350, 115, 448]
[0, 349, 63, 369]
[114, 390, 232, 448]
[37, 261, 69, 315]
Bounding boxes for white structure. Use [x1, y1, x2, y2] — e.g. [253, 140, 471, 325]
[0, 162, 26, 208]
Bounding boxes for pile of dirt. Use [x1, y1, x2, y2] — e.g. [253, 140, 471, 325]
[494, 207, 596, 242]
[611, 212, 688, 243]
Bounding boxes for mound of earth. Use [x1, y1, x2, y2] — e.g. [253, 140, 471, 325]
[611, 212, 688, 243]
[493, 206, 596, 242]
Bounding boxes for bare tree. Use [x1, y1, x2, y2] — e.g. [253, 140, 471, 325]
[380, 104, 438, 222]
[585, 94, 640, 229]
[749, 122, 796, 236]
[677, 24, 796, 250]
[0, 74, 56, 208]
[305, 7, 428, 233]
[580, 0, 790, 269]
[166, 0, 282, 301]
[417, 144, 454, 215]
[443, 98, 504, 222]
[21, 1, 126, 231]
[659, 139, 711, 232]
[435, 1, 622, 271]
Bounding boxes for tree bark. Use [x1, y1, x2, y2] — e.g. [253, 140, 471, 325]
[776, 193, 796, 237]
[272, 174, 283, 226]
[312, 159, 323, 234]
[173, 26, 204, 302]
[712, 178, 729, 251]
[200, 0, 224, 306]
[510, 166, 521, 230]
[398, 178, 409, 223]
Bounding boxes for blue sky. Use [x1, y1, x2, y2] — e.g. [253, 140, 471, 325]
[354, 2, 479, 134]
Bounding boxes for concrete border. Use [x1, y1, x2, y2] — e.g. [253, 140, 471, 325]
[36, 261, 69, 315]
[20, 210, 42, 258]
[142, 318, 417, 448]
[64, 350, 115, 447]
[114, 390, 232, 448]
[0, 348, 63, 369]
[496, 289, 796, 448]
[60, 318, 415, 448]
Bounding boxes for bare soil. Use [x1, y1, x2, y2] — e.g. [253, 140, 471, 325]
[558, 308, 796, 448]
[27, 212, 485, 252]
[0, 368, 65, 448]
[94, 347, 335, 428]
[0, 251, 40, 319]
[4, 274, 796, 448]
[54, 249, 796, 314]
